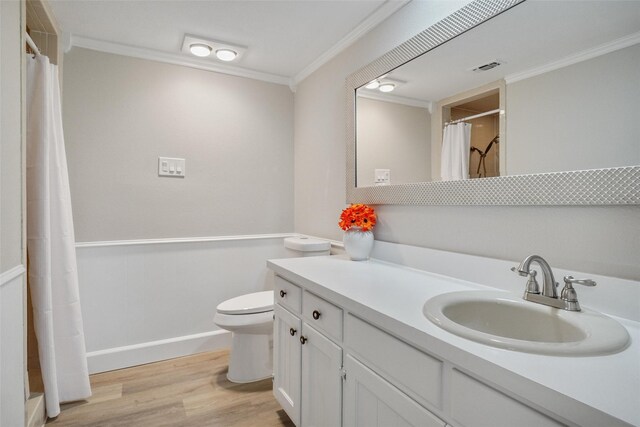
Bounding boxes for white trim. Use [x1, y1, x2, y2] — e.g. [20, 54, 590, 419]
[70, 35, 291, 86]
[0, 265, 26, 288]
[357, 91, 432, 111]
[291, 0, 411, 88]
[505, 31, 640, 84]
[75, 233, 298, 248]
[86, 330, 232, 374]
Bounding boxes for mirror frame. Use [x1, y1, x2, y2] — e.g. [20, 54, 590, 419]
[346, 0, 639, 205]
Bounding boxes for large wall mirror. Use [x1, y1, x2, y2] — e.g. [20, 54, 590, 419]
[346, 0, 639, 205]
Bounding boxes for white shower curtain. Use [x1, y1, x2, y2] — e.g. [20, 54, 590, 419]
[26, 54, 91, 417]
[441, 122, 472, 181]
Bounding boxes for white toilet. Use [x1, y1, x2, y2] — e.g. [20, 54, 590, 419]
[214, 236, 331, 383]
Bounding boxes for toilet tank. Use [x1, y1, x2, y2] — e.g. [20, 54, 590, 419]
[284, 237, 331, 257]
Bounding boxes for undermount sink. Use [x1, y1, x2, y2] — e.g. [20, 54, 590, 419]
[424, 291, 630, 356]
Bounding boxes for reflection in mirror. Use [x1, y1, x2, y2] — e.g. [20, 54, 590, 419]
[451, 92, 499, 179]
[355, 0, 640, 188]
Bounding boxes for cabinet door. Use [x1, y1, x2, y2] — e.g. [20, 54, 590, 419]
[274, 304, 302, 426]
[300, 323, 343, 427]
[344, 355, 446, 427]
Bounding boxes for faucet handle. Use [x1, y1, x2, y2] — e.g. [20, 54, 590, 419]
[561, 276, 596, 312]
[563, 276, 596, 287]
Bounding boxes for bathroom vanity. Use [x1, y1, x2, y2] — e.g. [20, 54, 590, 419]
[268, 253, 640, 427]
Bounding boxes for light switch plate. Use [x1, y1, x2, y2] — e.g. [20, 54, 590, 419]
[374, 169, 390, 185]
[158, 157, 186, 177]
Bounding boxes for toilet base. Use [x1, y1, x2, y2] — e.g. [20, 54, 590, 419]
[227, 332, 273, 383]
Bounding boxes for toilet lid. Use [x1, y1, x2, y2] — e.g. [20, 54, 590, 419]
[217, 290, 274, 315]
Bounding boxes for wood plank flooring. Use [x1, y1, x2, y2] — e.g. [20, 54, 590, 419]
[47, 350, 294, 427]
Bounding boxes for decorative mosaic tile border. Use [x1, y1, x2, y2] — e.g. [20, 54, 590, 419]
[346, 0, 639, 206]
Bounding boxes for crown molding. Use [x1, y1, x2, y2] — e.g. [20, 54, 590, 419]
[505, 31, 640, 84]
[357, 91, 432, 111]
[70, 35, 291, 86]
[290, 0, 411, 89]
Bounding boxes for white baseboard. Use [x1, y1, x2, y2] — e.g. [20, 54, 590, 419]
[86, 330, 232, 374]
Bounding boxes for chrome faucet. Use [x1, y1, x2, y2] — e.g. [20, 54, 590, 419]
[512, 254, 558, 298]
[511, 255, 596, 311]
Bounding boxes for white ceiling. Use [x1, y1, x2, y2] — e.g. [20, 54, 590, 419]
[48, 0, 408, 85]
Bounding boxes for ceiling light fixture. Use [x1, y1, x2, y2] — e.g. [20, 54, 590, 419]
[216, 48, 238, 62]
[189, 43, 213, 57]
[365, 80, 380, 89]
[182, 34, 247, 63]
[379, 83, 396, 93]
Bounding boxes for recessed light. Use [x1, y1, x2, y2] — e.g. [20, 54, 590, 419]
[365, 80, 380, 90]
[216, 49, 238, 62]
[379, 83, 395, 93]
[189, 43, 212, 57]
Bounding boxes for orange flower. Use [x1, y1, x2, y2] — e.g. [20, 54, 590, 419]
[338, 204, 377, 231]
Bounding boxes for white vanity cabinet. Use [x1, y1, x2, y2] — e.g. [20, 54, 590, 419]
[270, 259, 633, 427]
[273, 274, 445, 427]
[273, 276, 343, 427]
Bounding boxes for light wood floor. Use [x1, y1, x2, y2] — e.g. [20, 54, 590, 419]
[47, 350, 294, 427]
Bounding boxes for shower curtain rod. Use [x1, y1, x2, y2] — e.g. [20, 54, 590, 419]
[25, 32, 41, 56]
[446, 108, 501, 126]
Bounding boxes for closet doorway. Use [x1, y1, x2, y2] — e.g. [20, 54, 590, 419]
[434, 81, 506, 180]
[450, 94, 500, 178]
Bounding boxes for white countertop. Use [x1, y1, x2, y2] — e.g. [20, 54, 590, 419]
[268, 254, 640, 427]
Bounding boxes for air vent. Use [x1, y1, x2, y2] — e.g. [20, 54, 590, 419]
[472, 60, 502, 72]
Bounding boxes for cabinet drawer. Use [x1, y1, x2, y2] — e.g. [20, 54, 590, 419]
[450, 369, 564, 427]
[345, 314, 443, 412]
[275, 275, 302, 313]
[302, 291, 343, 342]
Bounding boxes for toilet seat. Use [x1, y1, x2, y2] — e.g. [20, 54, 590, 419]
[216, 290, 273, 315]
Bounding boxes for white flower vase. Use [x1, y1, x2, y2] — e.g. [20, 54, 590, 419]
[343, 227, 374, 261]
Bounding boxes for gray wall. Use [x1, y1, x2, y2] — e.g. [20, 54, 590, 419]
[356, 97, 431, 186]
[507, 44, 640, 175]
[293, 1, 640, 280]
[63, 48, 294, 242]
